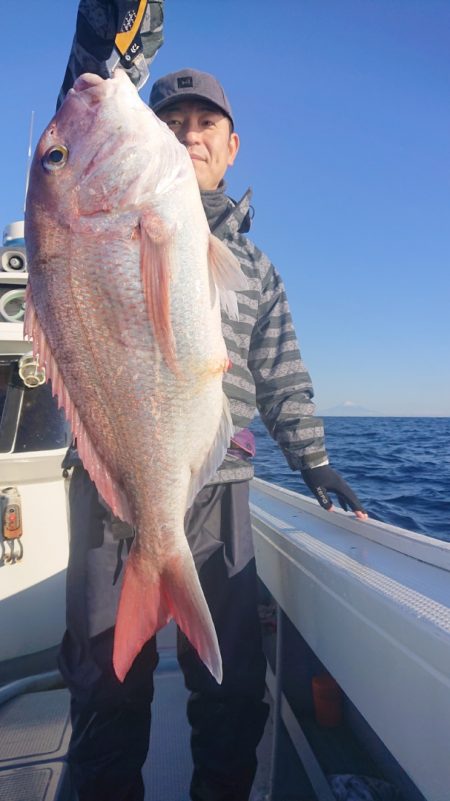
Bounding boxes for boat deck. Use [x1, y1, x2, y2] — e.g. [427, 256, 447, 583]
[0, 634, 312, 801]
[2, 478, 443, 800]
[0, 620, 405, 801]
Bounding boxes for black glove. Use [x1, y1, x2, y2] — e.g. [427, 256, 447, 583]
[58, 1, 164, 107]
[300, 465, 366, 514]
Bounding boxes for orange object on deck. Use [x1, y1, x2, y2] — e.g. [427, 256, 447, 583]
[312, 673, 343, 727]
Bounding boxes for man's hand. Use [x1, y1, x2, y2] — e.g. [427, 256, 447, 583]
[301, 465, 368, 520]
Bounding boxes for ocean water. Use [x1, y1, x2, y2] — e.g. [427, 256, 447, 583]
[250, 416, 450, 542]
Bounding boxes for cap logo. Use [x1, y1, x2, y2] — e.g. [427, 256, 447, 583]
[177, 76, 193, 88]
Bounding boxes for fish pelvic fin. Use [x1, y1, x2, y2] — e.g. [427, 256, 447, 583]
[140, 209, 178, 373]
[208, 234, 248, 320]
[186, 393, 234, 510]
[113, 544, 223, 685]
[24, 287, 133, 524]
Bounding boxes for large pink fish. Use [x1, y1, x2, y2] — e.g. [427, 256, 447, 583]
[24, 70, 246, 684]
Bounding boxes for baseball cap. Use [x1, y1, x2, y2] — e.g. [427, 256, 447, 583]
[149, 68, 234, 128]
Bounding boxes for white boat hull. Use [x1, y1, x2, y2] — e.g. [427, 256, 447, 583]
[0, 450, 69, 662]
[250, 477, 450, 801]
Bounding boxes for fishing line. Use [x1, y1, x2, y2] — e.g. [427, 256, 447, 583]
[23, 110, 35, 214]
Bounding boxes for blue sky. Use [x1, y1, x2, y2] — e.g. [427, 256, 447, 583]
[1, 1, 449, 415]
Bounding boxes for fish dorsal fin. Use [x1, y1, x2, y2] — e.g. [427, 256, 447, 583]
[208, 235, 248, 320]
[186, 393, 233, 510]
[24, 286, 133, 525]
[140, 210, 177, 373]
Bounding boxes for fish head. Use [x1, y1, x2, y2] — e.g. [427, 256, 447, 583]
[25, 70, 194, 250]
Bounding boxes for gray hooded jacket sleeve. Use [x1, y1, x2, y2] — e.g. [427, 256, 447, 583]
[203, 187, 329, 483]
[247, 259, 328, 470]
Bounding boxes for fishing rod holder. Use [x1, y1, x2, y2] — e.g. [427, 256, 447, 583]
[18, 352, 46, 388]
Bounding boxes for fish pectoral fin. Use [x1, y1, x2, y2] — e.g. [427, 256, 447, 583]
[140, 209, 177, 372]
[113, 545, 222, 685]
[24, 287, 132, 524]
[208, 234, 248, 320]
[186, 393, 233, 511]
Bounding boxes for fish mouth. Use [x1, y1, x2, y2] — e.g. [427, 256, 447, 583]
[68, 72, 121, 112]
[66, 74, 133, 185]
[71, 70, 128, 96]
[72, 73, 105, 93]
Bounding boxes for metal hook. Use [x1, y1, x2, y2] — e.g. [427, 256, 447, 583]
[1, 538, 23, 564]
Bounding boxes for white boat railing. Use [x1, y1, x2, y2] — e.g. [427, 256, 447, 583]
[250, 477, 450, 801]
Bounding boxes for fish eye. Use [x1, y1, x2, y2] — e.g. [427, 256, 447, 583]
[42, 145, 69, 172]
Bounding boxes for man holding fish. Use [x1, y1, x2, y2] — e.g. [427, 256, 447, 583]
[25, 3, 367, 800]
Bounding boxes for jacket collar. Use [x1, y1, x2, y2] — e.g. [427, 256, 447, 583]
[200, 184, 253, 237]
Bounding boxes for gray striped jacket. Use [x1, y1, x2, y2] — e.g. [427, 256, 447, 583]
[204, 187, 329, 483]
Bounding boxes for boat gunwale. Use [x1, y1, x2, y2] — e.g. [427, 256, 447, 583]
[250, 477, 450, 572]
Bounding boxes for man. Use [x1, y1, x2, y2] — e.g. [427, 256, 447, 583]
[59, 64, 367, 801]
[57, 6, 367, 801]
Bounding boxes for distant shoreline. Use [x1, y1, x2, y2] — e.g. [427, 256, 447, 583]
[319, 414, 450, 419]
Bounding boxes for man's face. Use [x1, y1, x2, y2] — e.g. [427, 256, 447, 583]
[157, 100, 239, 190]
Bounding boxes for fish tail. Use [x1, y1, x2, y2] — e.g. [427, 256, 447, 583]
[113, 546, 222, 685]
